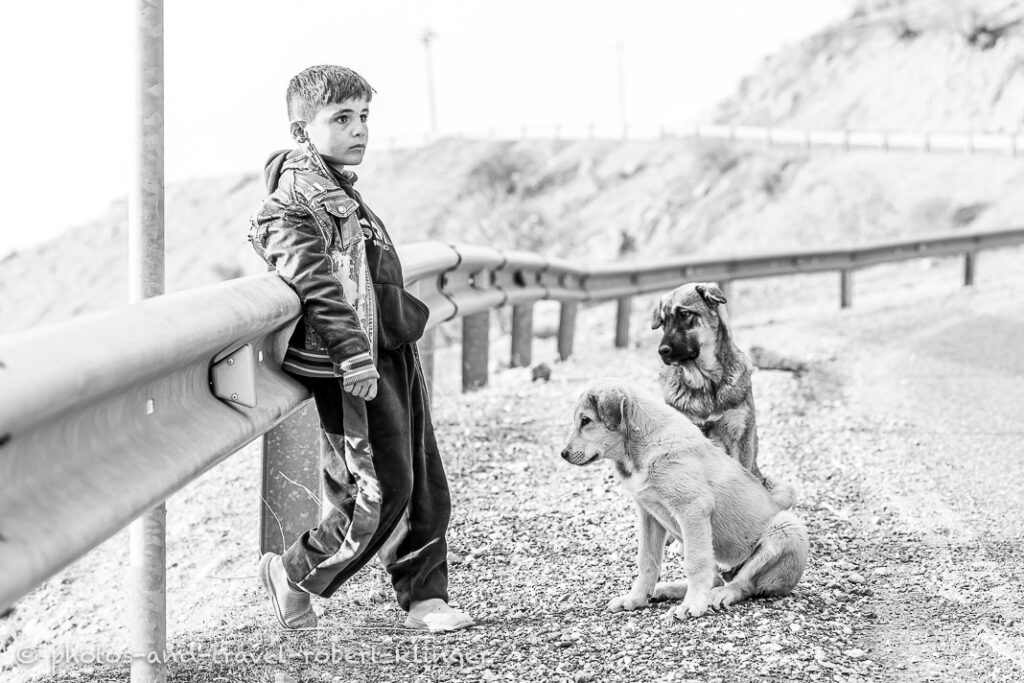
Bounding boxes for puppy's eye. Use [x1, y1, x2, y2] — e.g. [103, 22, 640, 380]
[580, 416, 592, 427]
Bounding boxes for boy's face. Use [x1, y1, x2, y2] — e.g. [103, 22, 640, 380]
[298, 97, 370, 166]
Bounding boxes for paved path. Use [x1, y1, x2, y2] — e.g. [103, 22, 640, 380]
[743, 277, 1024, 681]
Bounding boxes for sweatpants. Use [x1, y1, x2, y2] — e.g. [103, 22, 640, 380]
[281, 343, 450, 611]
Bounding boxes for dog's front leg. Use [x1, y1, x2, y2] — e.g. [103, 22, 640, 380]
[607, 505, 666, 612]
[671, 503, 716, 619]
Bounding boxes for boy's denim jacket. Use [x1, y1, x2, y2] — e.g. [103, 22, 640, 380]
[248, 142, 378, 378]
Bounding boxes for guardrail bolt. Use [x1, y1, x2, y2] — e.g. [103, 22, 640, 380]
[462, 311, 490, 391]
[510, 305, 534, 367]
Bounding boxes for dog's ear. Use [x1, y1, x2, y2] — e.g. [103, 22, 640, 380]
[650, 294, 669, 329]
[650, 304, 664, 330]
[589, 387, 628, 431]
[695, 283, 727, 307]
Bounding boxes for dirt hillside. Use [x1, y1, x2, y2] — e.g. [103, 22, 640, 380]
[4, 0, 1024, 335]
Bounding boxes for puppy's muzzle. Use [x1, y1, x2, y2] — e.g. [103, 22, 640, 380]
[561, 448, 598, 466]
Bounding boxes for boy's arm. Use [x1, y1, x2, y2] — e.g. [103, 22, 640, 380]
[252, 201, 378, 384]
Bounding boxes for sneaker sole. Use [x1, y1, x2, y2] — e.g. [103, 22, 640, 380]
[404, 614, 476, 632]
[259, 552, 310, 630]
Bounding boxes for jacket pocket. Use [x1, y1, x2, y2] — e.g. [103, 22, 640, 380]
[374, 284, 430, 350]
[318, 190, 362, 249]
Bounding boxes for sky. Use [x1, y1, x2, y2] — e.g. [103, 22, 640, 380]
[0, 0, 850, 258]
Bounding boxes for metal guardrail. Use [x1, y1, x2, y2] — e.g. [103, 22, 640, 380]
[2, 226, 1023, 624]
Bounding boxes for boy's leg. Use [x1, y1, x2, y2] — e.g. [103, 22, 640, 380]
[374, 346, 459, 614]
[279, 374, 413, 597]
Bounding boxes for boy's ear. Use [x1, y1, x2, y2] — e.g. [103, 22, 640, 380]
[290, 121, 308, 143]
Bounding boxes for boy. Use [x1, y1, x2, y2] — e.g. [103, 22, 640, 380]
[248, 65, 474, 632]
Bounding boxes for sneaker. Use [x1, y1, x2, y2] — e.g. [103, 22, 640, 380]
[405, 598, 475, 632]
[258, 552, 317, 629]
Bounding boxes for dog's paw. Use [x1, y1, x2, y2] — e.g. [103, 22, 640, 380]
[708, 585, 742, 610]
[651, 581, 688, 602]
[607, 592, 649, 612]
[672, 593, 711, 619]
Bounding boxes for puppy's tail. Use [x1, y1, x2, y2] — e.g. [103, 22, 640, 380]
[764, 476, 797, 510]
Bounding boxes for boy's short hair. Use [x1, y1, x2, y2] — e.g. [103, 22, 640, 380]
[286, 65, 376, 123]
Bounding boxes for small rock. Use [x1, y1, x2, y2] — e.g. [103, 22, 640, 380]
[447, 551, 465, 565]
[574, 673, 595, 683]
[847, 573, 865, 584]
[789, 623, 802, 633]
[874, 567, 893, 576]
[845, 648, 868, 661]
[531, 363, 552, 382]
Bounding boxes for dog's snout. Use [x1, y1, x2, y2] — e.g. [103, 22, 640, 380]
[560, 448, 571, 461]
[658, 345, 671, 357]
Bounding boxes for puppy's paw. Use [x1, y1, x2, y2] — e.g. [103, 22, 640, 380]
[708, 585, 742, 610]
[607, 592, 649, 612]
[651, 581, 688, 602]
[672, 592, 711, 619]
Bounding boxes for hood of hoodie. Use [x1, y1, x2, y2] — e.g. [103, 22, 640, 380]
[263, 142, 359, 194]
[263, 149, 291, 193]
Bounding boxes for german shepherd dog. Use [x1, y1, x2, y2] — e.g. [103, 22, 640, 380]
[561, 381, 809, 619]
[652, 282, 794, 507]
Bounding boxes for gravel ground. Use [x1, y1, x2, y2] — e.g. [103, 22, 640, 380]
[2, 248, 1023, 682]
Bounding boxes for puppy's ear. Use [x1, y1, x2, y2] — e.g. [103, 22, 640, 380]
[650, 303, 664, 330]
[590, 387, 627, 431]
[695, 283, 727, 307]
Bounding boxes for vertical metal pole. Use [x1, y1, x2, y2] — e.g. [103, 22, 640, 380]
[964, 251, 976, 286]
[614, 296, 631, 348]
[840, 269, 853, 309]
[615, 42, 626, 138]
[462, 311, 489, 391]
[510, 304, 533, 367]
[421, 29, 438, 135]
[128, 2, 166, 681]
[558, 302, 578, 361]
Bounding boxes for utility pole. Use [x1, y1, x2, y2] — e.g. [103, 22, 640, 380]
[421, 28, 438, 136]
[129, 1, 166, 682]
[616, 41, 627, 137]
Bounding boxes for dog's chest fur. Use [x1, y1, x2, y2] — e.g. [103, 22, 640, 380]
[619, 471, 684, 541]
[660, 354, 752, 424]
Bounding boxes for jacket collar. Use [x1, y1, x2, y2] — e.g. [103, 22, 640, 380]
[282, 141, 359, 186]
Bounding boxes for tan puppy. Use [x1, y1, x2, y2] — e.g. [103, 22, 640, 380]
[652, 282, 794, 508]
[561, 380, 808, 619]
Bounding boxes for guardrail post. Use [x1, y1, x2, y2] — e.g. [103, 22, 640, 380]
[963, 251, 976, 286]
[510, 304, 533, 367]
[840, 269, 853, 308]
[260, 406, 323, 556]
[417, 325, 436, 398]
[128, 1, 166, 681]
[558, 302, 578, 360]
[462, 311, 489, 391]
[614, 296, 631, 348]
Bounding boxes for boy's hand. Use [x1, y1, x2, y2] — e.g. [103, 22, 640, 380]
[344, 377, 378, 401]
